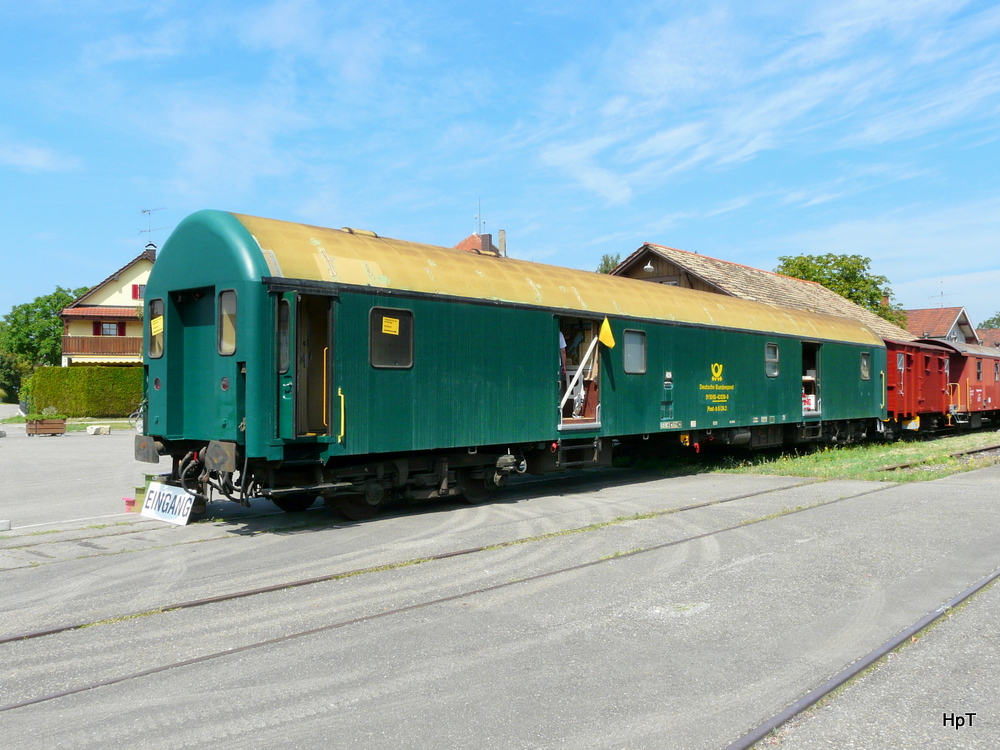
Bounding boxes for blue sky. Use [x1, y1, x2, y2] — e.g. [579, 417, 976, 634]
[2, 1, 1000, 326]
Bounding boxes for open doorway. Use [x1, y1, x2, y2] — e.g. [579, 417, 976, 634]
[558, 318, 600, 427]
[278, 293, 333, 439]
[802, 342, 821, 416]
[296, 295, 332, 436]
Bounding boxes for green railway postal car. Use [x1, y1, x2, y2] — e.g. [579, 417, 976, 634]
[135, 211, 886, 517]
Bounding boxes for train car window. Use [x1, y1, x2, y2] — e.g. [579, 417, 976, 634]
[897, 352, 905, 372]
[765, 343, 779, 377]
[148, 298, 164, 359]
[218, 290, 237, 356]
[370, 307, 413, 369]
[860, 352, 871, 380]
[977, 359, 983, 381]
[623, 330, 646, 374]
[277, 299, 291, 374]
[995, 362, 999, 382]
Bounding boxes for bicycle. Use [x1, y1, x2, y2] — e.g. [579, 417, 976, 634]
[128, 399, 147, 434]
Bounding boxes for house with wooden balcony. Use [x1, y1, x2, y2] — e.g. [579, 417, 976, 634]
[59, 244, 156, 366]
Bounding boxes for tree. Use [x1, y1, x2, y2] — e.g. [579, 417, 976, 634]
[979, 312, 1000, 329]
[596, 253, 621, 274]
[1, 286, 89, 368]
[775, 253, 907, 327]
[0, 322, 26, 402]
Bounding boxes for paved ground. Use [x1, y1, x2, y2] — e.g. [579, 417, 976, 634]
[0, 410, 171, 528]
[766, 575, 1000, 749]
[1, 426, 999, 748]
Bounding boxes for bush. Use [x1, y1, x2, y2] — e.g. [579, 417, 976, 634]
[27, 366, 142, 417]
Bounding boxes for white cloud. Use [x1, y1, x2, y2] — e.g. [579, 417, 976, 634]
[531, 1, 1000, 200]
[540, 136, 633, 204]
[81, 21, 188, 66]
[236, 0, 429, 89]
[613, 8, 748, 105]
[147, 90, 313, 199]
[776, 197, 1000, 323]
[0, 138, 78, 172]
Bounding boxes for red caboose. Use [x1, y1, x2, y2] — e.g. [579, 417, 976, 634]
[884, 339, 951, 433]
[927, 340, 1000, 429]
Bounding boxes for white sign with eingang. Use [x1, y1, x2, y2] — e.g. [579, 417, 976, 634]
[141, 482, 196, 526]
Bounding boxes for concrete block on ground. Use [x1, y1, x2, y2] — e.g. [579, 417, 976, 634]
[0, 520, 10, 531]
[86, 425, 111, 435]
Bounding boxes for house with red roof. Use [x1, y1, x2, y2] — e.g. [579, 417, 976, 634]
[977, 328, 1000, 348]
[903, 307, 980, 345]
[454, 232, 504, 256]
[58, 244, 156, 366]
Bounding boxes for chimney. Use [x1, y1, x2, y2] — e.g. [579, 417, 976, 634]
[145, 242, 157, 261]
[498, 229, 506, 257]
[480, 233, 493, 256]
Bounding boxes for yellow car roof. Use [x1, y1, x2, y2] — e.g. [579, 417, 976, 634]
[235, 213, 884, 347]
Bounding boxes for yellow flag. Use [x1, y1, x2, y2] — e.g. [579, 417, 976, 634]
[599, 317, 616, 348]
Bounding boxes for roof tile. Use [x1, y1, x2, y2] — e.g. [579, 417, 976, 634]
[61, 306, 140, 318]
[616, 244, 914, 342]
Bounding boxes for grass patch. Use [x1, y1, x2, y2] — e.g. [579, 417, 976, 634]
[79, 609, 164, 629]
[715, 431, 1000, 482]
[599, 548, 643, 561]
[84, 522, 131, 530]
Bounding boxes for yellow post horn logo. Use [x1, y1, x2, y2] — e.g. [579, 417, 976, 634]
[711, 363, 724, 382]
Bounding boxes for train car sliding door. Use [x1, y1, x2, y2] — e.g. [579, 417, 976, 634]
[558, 317, 601, 428]
[277, 293, 336, 439]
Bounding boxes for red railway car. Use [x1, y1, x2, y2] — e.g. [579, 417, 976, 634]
[926, 340, 1000, 429]
[883, 339, 951, 434]
[884, 337, 1000, 434]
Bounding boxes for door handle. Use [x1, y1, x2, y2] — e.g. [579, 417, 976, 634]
[337, 388, 345, 444]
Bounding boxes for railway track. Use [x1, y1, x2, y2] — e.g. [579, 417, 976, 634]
[1, 477, 893, 714]
[876, 442, 1000, 472]
[4, 455, 998, 740]
[0, 476, 829, 646]
[724, 565, 1000, 750]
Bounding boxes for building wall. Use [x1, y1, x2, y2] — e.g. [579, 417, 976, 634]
[617, 256, 719, 294]
[77, 259, 153, 306]
[66, 319, 143, 337]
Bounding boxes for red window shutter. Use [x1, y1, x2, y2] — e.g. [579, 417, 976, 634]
[93, 321, 101, 336]
[132, 284, 139, 299]
[118, 322, 126, 336]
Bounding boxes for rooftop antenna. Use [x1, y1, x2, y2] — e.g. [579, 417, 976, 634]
[928, 281, 960, 307]
[475, 198, 486, 236]
[140, 208, 170, 242]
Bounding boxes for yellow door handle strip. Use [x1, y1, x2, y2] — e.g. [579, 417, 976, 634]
[322, 347, 329, 428]
[338, 388, 345, 443]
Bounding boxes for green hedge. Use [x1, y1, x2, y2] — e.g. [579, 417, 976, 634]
[28, 366, 142, 418]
